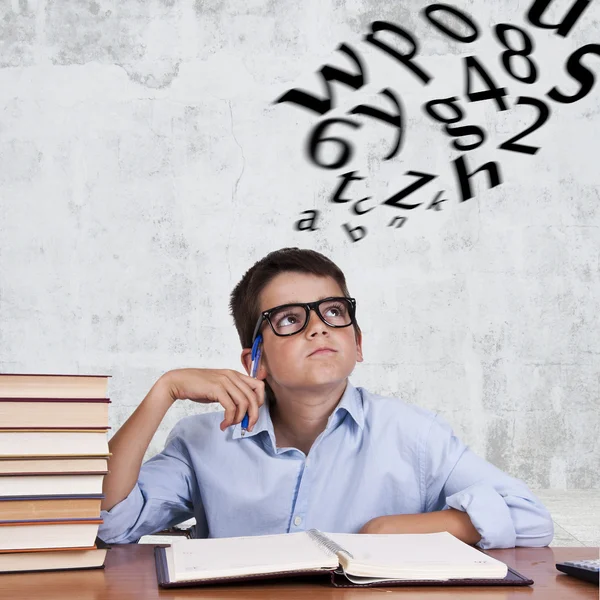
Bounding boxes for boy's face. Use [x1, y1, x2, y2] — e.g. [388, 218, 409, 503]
[241, 272, 363, 394]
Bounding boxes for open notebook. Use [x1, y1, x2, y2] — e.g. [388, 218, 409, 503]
[154, 530, 534, 588]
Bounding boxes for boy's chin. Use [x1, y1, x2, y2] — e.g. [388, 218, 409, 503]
[293, 369, 353, 389]
[269, 363, 355, 392]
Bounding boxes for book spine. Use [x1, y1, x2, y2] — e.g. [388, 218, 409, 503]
[0, 518, 103, 525]
[0, 471, 108, 476]
[0, 375, 110, 378]
[0, 495, 104, 501]
[0, 398, 111, 403]
[307, 529, 354, 559]
[0, 428, 110, 431]
[0, 518, 103, 526]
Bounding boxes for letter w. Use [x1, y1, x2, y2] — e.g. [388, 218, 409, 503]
[274, 44, 366, 116]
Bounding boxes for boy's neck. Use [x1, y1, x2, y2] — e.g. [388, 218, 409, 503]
[269, 380, 348, 455]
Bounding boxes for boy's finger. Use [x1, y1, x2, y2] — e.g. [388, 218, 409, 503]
[217, 392, 237, 431]
[257, 385, 265, 406]
[223, 380, 249, 424]
[232, 369, 264, 387]
[228, 374, 263, 430]
[239, 371, 266, 389]
[245, 376, 265, 409]
[245, 391, 259, 431]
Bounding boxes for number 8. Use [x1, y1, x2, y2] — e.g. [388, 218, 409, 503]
[495, 24, 539, 84]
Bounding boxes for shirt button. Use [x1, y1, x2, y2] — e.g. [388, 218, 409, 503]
[305, 457, 311, 467]
[293, 516, 302, 526]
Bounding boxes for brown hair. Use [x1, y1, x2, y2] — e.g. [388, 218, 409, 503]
[229, 247, 361, 350]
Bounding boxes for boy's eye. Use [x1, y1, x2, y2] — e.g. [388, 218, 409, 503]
[274, 309, 303, 330]
[323, 302, 347, 318]
[279, 314, 298, 325]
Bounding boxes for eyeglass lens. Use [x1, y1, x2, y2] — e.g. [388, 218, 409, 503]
[269, 298, 352, 335]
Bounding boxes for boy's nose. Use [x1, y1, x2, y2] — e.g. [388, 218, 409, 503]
[305, 308, 328, 334]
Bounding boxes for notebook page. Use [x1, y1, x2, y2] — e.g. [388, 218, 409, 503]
[169, 531, 339, 582]
[323, 531, 507, 579]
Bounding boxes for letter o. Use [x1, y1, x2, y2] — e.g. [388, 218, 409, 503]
[423, 4, 480, 43]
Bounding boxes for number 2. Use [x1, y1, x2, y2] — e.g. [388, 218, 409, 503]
[499, 96, 550, 155]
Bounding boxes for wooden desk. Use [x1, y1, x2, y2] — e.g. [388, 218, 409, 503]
[0, 545, 598, 599]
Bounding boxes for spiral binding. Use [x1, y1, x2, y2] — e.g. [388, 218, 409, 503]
[307, 529, 354, 559]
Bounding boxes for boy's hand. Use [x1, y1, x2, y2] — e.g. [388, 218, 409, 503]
[358, 511, 481, 545]
[163, 368, 265, 432]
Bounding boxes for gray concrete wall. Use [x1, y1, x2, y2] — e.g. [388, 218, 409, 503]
[0, 0, 598, 489]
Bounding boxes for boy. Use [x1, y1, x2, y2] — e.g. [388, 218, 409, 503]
[98, 248, 553, 549]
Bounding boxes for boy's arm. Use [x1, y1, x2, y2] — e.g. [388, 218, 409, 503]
[99, 368, 264, 543]
[99, 418, 197, 544]
[101, 375, 174, 512]
[102, 368, 263, 511]
[361, 414, 554, 549]
[359, 508, 481, 545]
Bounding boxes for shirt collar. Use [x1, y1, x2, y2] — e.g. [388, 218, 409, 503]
[232, 379, 364, 441]
[327, 379, 364, 430]
[231, 399, 271, 440]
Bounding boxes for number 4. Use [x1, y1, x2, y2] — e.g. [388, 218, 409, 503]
[464, 56, 509, 111]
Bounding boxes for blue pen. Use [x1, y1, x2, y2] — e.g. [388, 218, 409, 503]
[241, 334, 262, 436]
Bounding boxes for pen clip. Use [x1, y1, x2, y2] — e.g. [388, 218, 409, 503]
[251, 346, 262, 379]
[249, 335, 263, 380]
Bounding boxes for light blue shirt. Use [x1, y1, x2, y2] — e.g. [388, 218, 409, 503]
[98, 381, 553, 549]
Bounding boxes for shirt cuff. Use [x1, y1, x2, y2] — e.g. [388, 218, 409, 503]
[445, 482, 516, 549]
[97, 484, 145, 544]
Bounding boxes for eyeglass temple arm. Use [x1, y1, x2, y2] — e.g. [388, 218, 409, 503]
[251, 315, 265, 346]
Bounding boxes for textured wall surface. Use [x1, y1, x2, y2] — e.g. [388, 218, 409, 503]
[0, 0, 598, 489]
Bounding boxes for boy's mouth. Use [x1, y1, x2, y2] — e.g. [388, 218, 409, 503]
[308, 347, 337, 357]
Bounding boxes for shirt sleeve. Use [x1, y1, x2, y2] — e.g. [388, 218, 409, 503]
[98, 421, 197, 544]
[421, 413, 554, 549]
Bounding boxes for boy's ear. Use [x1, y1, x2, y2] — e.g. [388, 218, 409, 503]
[240, 348, 268, 379]
[240, 348, 253, 376]
[355, 330, 364, 363]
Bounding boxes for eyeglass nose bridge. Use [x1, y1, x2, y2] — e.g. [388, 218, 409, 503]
[303, 301, 329, 330]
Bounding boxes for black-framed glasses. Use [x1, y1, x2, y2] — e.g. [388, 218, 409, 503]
[251, 297, 357, 343]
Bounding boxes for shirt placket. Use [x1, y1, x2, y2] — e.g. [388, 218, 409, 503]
[286, 411, 344, 532]
[287, 453, 313, 532]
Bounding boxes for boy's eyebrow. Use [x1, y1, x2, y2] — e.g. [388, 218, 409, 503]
[276, 295, 334, 306]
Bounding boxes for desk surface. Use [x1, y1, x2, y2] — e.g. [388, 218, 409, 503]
[0, 545, 598, 599]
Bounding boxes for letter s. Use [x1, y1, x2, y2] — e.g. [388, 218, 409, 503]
[548, 44, 600, 104]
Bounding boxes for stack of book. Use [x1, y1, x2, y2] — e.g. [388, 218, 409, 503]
[0, 373, 111, 573]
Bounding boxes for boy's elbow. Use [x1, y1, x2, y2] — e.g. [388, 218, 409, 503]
[516, 505, 555, 547]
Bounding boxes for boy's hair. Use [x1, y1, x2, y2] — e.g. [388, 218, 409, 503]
[229, 247, 361, 350]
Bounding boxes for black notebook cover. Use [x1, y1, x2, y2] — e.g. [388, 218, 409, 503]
[153, 546, 534, 588]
